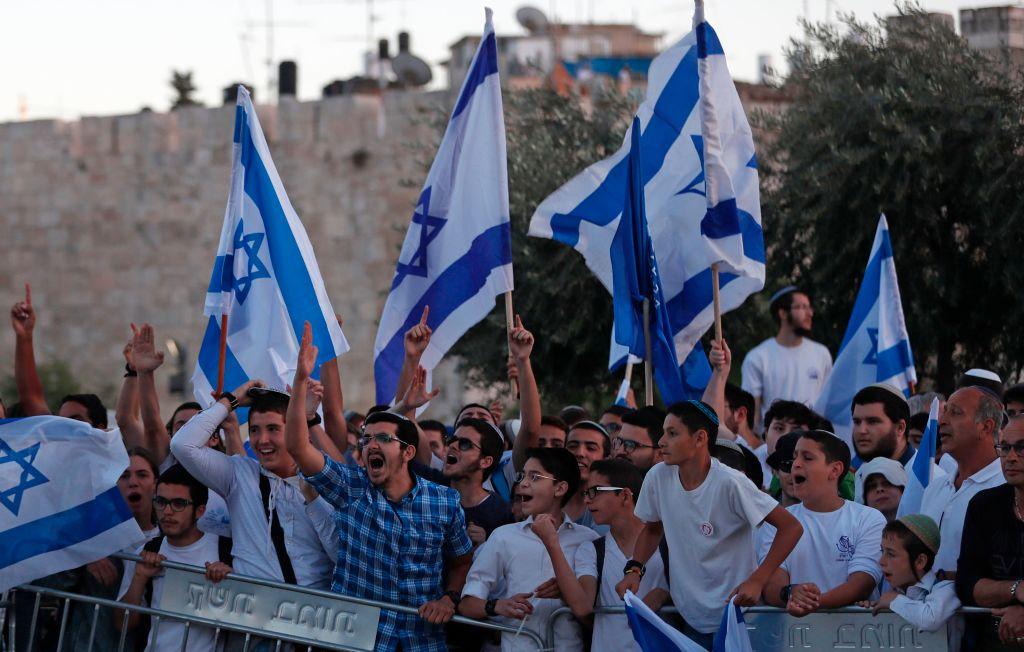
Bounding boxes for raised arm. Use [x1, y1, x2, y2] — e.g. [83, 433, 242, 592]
[131, 323, 170, 463]
[392, 365, 441, 467]
[299, 375, 345, 462]
[10, 283, 49, 416]
[115, 337, 144, 446]
[285, 322, 328, 476]
[393, 306, 431, 407]
[702, 338, 730, 425]
[509, 315, 541, 471]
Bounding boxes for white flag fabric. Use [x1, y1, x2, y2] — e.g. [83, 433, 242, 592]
[898, 397, 940, 516]
[0, 417, 144, 592]
[532, 6, 763, 395]
[624, 590, 707, 652]
[814, 215, 916, 445]
[192, 86, 348, 409]
[373, 8, 513, 404]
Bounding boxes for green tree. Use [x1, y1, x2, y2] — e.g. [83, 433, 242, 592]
[450, 88, 636, 411]
[755, 4, 1024, 392]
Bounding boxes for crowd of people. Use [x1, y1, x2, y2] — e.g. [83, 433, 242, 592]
[4, 285, 1024, 652]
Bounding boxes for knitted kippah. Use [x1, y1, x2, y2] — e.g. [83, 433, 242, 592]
[897, 514, 940, 554]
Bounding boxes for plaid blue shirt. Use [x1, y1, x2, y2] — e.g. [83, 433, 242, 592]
[303, 456, 473, 652]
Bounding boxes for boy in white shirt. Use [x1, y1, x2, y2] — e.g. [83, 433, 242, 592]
[762, 429, 886, 615]
[117, 464, 233, 652]
[459, 447, 599, 652]
[617, 400, 803, 649]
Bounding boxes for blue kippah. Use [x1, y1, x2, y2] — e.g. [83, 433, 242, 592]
[686, 400, 719, 426]
[769, 285, 799, 304]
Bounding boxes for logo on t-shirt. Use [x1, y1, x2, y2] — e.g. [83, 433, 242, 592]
[808, 369, 820, 381]
[700, 522, 714, 537]
[836, 535, 855, 560]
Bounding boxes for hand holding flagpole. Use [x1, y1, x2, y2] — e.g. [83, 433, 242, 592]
[505, 292, 519, 398]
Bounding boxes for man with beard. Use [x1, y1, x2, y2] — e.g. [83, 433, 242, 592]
[437, 417, 512, 545]
[287, 323, 474, 652]
[741, 286, 832, 430]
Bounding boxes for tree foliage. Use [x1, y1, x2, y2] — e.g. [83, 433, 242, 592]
[757, 4, 1024, 391]
[451, 88, 636, 410]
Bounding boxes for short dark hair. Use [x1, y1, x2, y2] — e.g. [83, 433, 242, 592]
[798, 430, 851, 487]
[769, 288, 805, 325]
[724, 383, 755, 430]
[126, 446, 160, 476]
[527, 447, 581, 506]
[166, 401, 202, 433]
[364, 411, 420, 449]
[60, 394, 108, 429]
[250, 392, 289, 419]
[882, 520, 935, 579]
[908, 412, 930, 433]
[158, 463, 209, 507]
[456, 418, 505, 479]
[419, 419, 447, 435]
[568, 420, 611, 456]
[666, 400, 719, 444]
[366, 404, 391, 416]
[456, 403, 494, 424]
[764, 400, 817, 432]
[540, 415, 569, 433]
[852, 386, 910, 426]
[589, 458, 644, 498]
[558, 405, 591, 426]
[621, 407, 666, 444]
[1005, 383, 1024, 406]
[600, 405, 632, 419]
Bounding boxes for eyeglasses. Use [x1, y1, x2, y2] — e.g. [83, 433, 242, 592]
[994, 442, 1024, 457]
[445, 436, 481, 452]
[582, 486, 625, 500]
[775, 460, 794, 473]
[514, 470, 558, 484]
[602, 422, 623, 434]
[612, 437, 656, 453]
[153, 496, 195, 512]
[358, 433, 408, 448]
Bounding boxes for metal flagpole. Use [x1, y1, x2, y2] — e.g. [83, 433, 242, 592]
[642, 298, 653, 406]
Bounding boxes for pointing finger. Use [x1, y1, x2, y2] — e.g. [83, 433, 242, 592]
[24, 283, 31, 306]
[420, 305, 430, 326]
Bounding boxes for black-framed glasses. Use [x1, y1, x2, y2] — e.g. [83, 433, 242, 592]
[358, 433, 408, 448]
[445, 436, 481, 452]
[995, 442, 1024, 457]
[603, 422, 623, 434]
[612, 437, 656, 453]
[153, 496, 195, 512]
[775, 460, 794, 474]
[582, 486, 624, 500]
[514, 470, 558, 484]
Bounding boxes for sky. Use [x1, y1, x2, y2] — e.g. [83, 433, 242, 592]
[0, 0, 965, 122]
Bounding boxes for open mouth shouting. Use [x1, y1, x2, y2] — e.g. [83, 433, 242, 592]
[126, 491, 143, 507]
[366, 451, 386, 471]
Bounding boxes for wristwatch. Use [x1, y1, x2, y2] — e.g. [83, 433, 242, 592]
[623, 559, 646, 578]
[780, 584, 795, 603]
[1011, 579, 1022, 604]
[124, 362, 137, 378]
[444, 590, 462, 607]
[306, 414, 322, 428]
[485, 598, 498, 617]
[220, 392, 239, 412]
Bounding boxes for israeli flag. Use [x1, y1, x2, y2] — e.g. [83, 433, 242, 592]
[0, 417, 144, 592]
[192, 86, 349, 412]
[813, 215, 916, 444]
[624, 590, 707, 652]
[373, 8, 513, 404]
[898, 397, 939, 516]
[712, 598, 754, 652]
[531, 4, 763, 395]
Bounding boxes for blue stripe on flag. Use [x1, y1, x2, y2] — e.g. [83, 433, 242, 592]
[0, 486, 133, 569]
[696, 22, 725, 59]
[196, 315, 252, 421]
[549, 46, 701, 247]
[233, 105, 245, 143]
[877, 340, 914, 383]
[699, 201, 765, 264]
[237, 114, 337, 365]
[374, 222, 513, 403]
[837, 230, 894, 354]
[452, 31, 499, 119]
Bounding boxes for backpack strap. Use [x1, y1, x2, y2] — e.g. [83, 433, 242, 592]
[592, 537, 606, 607]
[141, 536, 165, 608]
[658, 537, 670, 590]
[217, 536, 234, 566]
[259, 473, 298, 585]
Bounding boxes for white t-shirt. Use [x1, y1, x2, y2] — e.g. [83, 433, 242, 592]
[758, 501, 885, 593]
[741, 337, 833, 421]
[118, 533, 222, 652]
[634, 459, 777, 633]
[590, 533, 669, 652]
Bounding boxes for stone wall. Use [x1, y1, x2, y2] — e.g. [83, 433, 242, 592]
[0, 90, 470, 419]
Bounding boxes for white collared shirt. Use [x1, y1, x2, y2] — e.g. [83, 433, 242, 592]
[462, 514, 599, 652]
[170, 403, 339, 588]
[919, 457, 1005, 573]
[890, 570, 960, 633]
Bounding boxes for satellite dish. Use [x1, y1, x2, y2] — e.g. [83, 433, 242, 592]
[516, 6, 549, 33]
[391, 52, 433, 86]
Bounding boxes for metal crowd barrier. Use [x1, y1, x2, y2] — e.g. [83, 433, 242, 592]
[547, 604, 996, 651]
[1, 553, 546, 652]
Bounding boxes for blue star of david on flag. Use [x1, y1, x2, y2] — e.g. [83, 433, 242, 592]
[0, 438, 48, 516]
[676, 135, 706, 197]
[863, 328, 880, 365]
[393, 186, 447, 289]
[231, 221, 271, 304]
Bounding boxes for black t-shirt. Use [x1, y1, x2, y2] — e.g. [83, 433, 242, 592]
[955, 484, 1024, 605]
[463, 492, 513, 537]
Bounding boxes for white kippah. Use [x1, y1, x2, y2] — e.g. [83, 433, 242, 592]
[866, 382, 910, 407]
[964, 368, 1002, 383]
